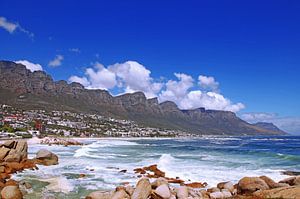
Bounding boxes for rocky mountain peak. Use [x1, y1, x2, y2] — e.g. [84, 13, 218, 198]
[0, 60, 287, 135]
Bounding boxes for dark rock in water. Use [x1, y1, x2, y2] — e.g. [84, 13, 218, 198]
[119, 169, 127, 173]
[0, 60, 287, 135]
[281, 170, 300, 176]
[35, 149, 58, 166]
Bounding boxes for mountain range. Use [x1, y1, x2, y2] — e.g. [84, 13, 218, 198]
[0, 60, 286, 135]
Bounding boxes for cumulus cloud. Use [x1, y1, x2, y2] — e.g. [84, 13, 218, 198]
[14, 60, 43, 72]
[0, 16, 34, 38]
[68, 62, 117, 90]
[159, 73, 244, 112]
[159, 73, 194, 103]
[69, 61, 162, 96]
[48, 55, 64, 67]
[198, 75, 219, 91]
[241, 112, 300, 134]
[69, 60, 244, 112]
[108, 61, 163, 98]
[68, 76, 90, 87]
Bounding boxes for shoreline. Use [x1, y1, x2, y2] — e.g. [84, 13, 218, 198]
[2, 136, 299, 198]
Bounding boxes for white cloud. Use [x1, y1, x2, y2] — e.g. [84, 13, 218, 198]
[178, 91, 245, 112]
[159, 73, 244, 112]
[86, 62, 117, 89]
[68, 61, 163, 96]
[69, 48, 80, 53]
[0, 16, 34, 38]
[198, 75, 219, 91]
[68, 76, 90, 87]
[0, 17, 17, 33]
[240, 112, 277, 122]
[69, 61, 244, 112]
[241, 112, 300, 134]
[14, 60, 43, 72]
[108, 61, 163, 98]
[68, 62, 117, 90]
[48, 55, 64, 67]
[159, 73, 194, 103]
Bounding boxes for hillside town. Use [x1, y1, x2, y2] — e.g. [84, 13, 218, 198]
[0, 104, 191, 139]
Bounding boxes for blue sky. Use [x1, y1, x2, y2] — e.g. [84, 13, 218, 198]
[0, 0, 300, 133]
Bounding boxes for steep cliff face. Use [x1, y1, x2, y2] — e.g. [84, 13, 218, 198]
[0, 60, 286, 135]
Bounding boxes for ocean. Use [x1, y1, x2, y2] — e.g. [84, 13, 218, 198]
[14, 136, 300, 198]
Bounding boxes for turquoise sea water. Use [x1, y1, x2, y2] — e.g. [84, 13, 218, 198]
[14, 136, 300, 198]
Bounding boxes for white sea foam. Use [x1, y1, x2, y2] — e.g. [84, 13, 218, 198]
[15, 137, 298, 196]
[41, 176, 74, 193]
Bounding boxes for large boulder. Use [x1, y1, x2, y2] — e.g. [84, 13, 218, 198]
[260, 175, 289, 188]
[217, 181, 234, 192]
[238, 177, 269, 194]
[35, 149, 58, 166]
[279, 176, 299, 186]
[154, 184, 171, 199]
[0, 185, 23, 199]
[151, 177, 168, 189]
[254, 186, 300, 199]
[176, 186, 189, 199]
[2, 141, 15, 149]
[15, 141, 28, 160]
[111, 189, 130, 199]
[294, 176, 300, 185]
[125, 185, 134, 196]
[4, 150, 22, 163]
[85, 191, 113, 199]
[0, 147, 10, 160]
[131, 178, 152, 199]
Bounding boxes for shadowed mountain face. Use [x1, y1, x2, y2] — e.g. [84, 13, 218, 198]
[253, 122, 286, 135]
[0, 60, 286, 135]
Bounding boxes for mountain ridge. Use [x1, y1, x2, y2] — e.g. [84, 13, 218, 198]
[0, 60, 286, 135]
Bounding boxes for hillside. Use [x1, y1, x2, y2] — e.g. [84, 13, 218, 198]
[0, 60, 286, 135]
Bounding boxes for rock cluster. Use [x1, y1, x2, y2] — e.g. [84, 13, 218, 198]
[86, 164, 300, 199]
[0, 140, 28, 163]
[40, 137, 83, 146]
[134, 164, 207, 187]
[0, 140, 59, 199]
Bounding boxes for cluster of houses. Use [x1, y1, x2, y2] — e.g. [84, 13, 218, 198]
[0, 104, 191, 138]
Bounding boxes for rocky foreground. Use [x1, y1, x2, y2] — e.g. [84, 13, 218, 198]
[0, 140, 58, 199]
[0, 139, 299, 199]
[86, 164, 300, 199]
